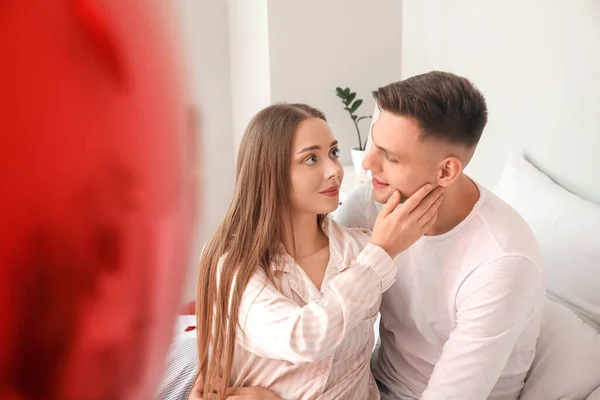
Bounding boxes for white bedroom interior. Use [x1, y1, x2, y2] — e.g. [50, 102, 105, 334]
[175, 0, 599, 298]
[168, 1, 600, 398]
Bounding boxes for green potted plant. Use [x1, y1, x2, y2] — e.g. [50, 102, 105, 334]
[335, 87, 372, 173]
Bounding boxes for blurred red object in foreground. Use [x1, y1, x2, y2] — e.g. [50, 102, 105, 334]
[0, 1, 200, 399]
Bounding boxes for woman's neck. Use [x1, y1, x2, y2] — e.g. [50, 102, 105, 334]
[281, 212, 327, 258]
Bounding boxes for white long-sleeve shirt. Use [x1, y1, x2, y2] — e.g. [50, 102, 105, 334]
[334, 181, 545, 400]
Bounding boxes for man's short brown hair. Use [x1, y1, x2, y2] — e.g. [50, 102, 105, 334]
[373, 71, 488, 148]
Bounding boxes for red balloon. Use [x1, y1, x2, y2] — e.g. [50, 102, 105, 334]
[0, 1, 199, 399]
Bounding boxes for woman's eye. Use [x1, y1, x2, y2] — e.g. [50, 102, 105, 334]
[305, 155, 317, 165]
[331, 148, 340, 158]
[386, 154, 398, 163]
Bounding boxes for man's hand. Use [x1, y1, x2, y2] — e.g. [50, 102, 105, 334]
[187, 376, 282, 400]
[371, 184, 444, 258]
[225, 387, 283, 399]
[187, 374, 203, 399]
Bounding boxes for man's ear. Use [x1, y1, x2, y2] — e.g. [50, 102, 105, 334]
[436, 156, 463, 187]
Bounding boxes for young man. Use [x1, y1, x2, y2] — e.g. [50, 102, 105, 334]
[334, 71, 544, 399]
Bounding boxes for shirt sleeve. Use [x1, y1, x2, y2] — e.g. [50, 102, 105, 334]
[235, 243, 396, 364]
[421, 256, 543, 400]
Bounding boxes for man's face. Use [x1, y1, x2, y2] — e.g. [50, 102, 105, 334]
[362, 111, 443, 204]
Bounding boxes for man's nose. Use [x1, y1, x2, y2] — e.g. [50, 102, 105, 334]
[362, 148, 377, 172]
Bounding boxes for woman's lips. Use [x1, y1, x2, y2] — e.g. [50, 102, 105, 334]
[320, 186, 340, 197]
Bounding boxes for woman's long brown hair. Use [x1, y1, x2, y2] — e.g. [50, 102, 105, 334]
[196, 103, 326, 399]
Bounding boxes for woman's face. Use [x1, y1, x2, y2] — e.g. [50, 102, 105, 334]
[289, 118, 344, 217]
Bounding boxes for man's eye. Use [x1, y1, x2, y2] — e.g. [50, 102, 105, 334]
[331, 148, 340, 158]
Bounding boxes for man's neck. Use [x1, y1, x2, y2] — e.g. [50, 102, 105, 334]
[425, 174, 480, 236]
[281, 212, 325, 258]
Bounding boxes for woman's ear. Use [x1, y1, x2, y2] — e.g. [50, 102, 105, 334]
[436, 156, 463, 187]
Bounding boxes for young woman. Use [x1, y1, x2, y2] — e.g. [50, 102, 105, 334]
[193, 104, 443, 400]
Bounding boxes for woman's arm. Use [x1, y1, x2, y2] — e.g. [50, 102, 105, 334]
[237, 243, 394, 363]
[237, 185, 443, 363]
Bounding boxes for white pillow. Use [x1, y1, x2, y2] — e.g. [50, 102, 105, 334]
[493, 151, 600, 332]
[520, 297, 600, 400]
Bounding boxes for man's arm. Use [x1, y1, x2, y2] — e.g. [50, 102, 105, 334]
[421, 256, 543, 400]
[187, 375, 282, 400]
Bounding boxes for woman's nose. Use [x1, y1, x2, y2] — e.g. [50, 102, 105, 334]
[326, 159, 343, 181]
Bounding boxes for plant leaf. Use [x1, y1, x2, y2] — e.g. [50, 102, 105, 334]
[351, 115, 358, 121]
[343, 88, 350, 97]
[350, 99, 363, 113]
[345, 92, 356, 106]
[336, 87, 344, 95]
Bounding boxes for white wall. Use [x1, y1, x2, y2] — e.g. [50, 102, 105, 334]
[402, 0, 600, 203]
[174, 0, 236, 301]
[173, 0, 402, 300]
[171, 1, 600, 301]
[227, 0, 402, 165]
[267, 0, 403, 164]
[228, 0, 272, 154]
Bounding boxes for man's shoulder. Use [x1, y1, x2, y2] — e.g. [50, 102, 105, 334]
[474, 186, 542, 263]
[333, 182, 378, 229]
[477, 186, 535, 236]
[345, 180, 374, 204]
